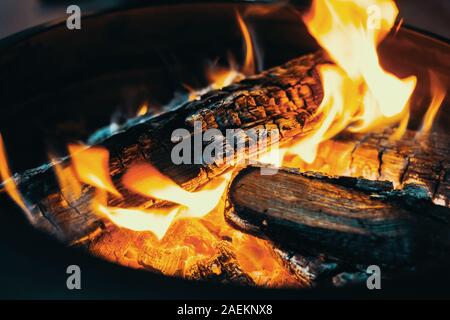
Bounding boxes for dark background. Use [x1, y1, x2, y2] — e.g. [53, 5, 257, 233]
[0, 0, 449, 40]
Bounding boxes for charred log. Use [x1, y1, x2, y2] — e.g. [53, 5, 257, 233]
[307, 129, 450, 208]
[272, 247, 340, 287]
[11, 52, 326, 243]
[225, 165, 450, 270]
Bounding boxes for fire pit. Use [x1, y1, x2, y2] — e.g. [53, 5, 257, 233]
[0, 0, 449, 296]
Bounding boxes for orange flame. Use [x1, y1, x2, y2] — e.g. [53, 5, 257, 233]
[236, 11, 256, 76]
[306, 0, 416, 118]
[68, 144, 121, 197]
[420, 71, 447, 135]
[93, 164, 230, 240]
[0, 134, 33, 220]
[60, 144, 232, 240]
[185, 58, 242, 102]
[136, 103, 148, 117]
[206, 61, 242, 91]
[123, 163, 231, 219]
[286, 65, 360, 163]
[186, 12, 256, 101]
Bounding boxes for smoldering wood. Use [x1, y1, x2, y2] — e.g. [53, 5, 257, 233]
[225, 165, 450, 269]
[11, 52, 326, 243]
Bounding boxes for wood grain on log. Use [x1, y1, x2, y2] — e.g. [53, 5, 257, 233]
[226, 166, 450, 269]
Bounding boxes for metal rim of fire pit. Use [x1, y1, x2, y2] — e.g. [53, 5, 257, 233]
[0, 0, 448, 50]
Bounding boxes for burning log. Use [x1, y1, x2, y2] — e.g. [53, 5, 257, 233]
[287, 129, 450, 208]
[11, 52, 325, 243]
[226, 165, 450, 270]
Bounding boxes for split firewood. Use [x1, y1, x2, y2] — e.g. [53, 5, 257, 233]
[226, 165, 450, 270]
[12, 52, 325, 243]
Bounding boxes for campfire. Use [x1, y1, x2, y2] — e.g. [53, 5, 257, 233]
[0, 0, 449, 288]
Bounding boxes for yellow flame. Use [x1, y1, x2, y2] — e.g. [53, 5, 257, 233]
[123, 163, 231, 219]
[91, 163, 231, 240]
[420, 71, 447, 134]
[186, 59, 242, 102]
[287, 65, 360, 163]
[97, 205, 178, 240]
[283, 0, 417, 164]
[0, 134, 33, 220]
[207, 64, 241, 91]
[306, 0, 416, 117]
[68, 144, 121, 197]
[61, 141, 231, 240]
